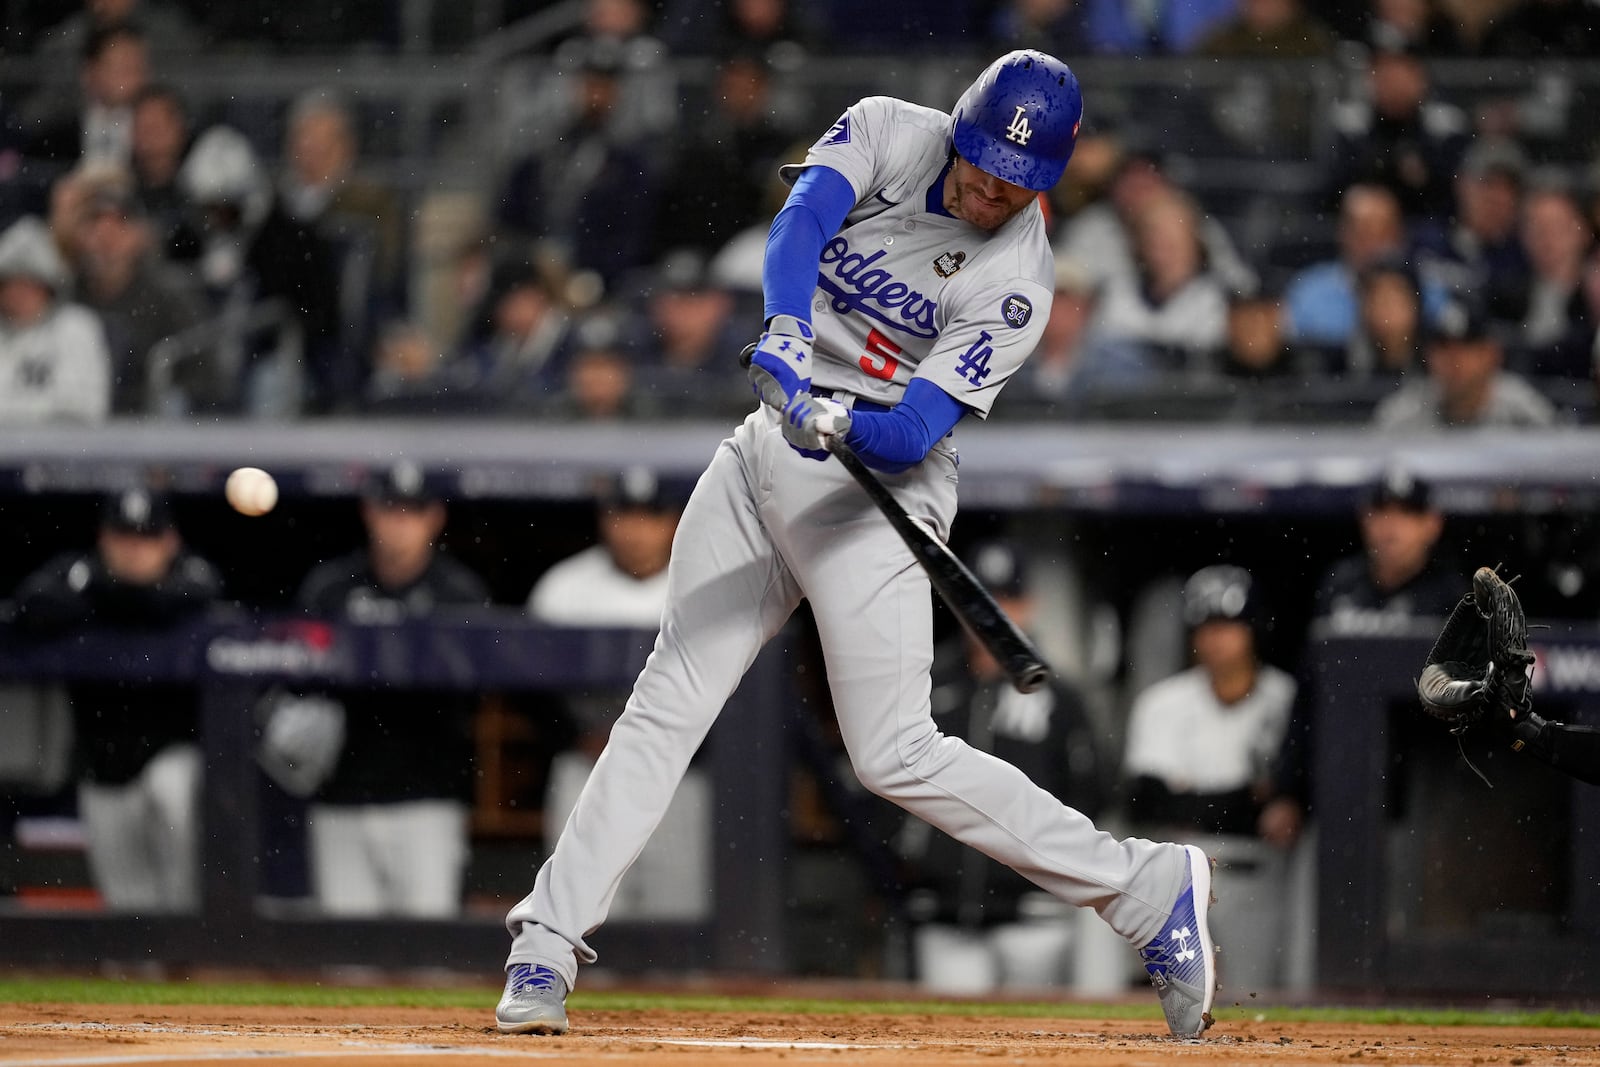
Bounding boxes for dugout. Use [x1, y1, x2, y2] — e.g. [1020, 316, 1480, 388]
[0, 418, 1597, 999]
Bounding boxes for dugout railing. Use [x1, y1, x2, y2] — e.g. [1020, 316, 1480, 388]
[0, 611, 791, 976]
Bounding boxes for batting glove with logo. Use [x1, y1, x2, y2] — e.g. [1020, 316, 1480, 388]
[748, 314, 814, 410]
[779, 391, 851, 459]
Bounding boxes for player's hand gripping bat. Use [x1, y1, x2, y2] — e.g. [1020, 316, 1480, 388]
[739, 342, 1051, 693]
[825, 436, 1051, 694]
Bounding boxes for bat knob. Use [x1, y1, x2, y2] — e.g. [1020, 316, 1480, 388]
[1014, 664, 1050, 694]
[738, 342, 756, 369]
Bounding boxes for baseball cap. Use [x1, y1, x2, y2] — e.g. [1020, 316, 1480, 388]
[1460, 138, 1527, 186]
[1365, 466, 1433, 512]
[655, 248, 713, 294]
[966, 540, 1029, 599]
[598, 466, 690, 512]
[101, 487, 175, 535]
[1426, 297, 1492, 345]
[363, 460, 438, 506]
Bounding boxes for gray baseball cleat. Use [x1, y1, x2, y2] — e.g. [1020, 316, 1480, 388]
[496, 963, 569, 1035]
[1137, 844, 1218, 1039]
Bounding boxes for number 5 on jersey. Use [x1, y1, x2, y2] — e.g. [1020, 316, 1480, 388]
[859, 328, 901, 381]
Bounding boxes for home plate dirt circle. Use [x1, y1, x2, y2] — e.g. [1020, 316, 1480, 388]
[3, 1003, 1600, 1066]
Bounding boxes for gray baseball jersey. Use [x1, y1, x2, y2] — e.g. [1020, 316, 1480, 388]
[784, 96, 1053, 418]
[505, 92, 1191, 995]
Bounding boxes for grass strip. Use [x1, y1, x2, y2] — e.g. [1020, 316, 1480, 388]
[0, 978, 1595, 1029]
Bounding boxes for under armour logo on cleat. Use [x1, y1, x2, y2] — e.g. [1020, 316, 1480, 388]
[1171, 926, 1195, 963]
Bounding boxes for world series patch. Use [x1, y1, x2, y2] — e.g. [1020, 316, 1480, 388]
[1000, 294, 1033, 329]
[819, 114, 851, 147]
[933, 250, 966, 278]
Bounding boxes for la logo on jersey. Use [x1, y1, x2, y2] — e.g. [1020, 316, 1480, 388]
[1005, 105, 1033, 146]
[819, 114, 851, 147]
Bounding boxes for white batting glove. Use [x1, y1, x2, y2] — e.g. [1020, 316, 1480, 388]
[747, 314, 814, 410]
[780, 391, 852, 458]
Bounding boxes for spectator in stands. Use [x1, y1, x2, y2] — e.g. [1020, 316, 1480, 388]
[271, 462, 490, 917]
[1196, 0, 1337, 57]
[72, 179, 206, 414]
[0, 215, 111, 422]
[1511, 181, 1594, 380]
[362, 320, 464, 414]
[984, 0, 1098, 54]
[652, 52, 793, 261]
[1416, 139, 1530, 326]
[129, 84, 199, 262]
[1092, 189, 1229, 369]
[177, 125, 343, 414]
[1079, 0, 1240, 53]
[1328, 41, 1469, 224]
[527, 467, 710, 922]
[1219, 287, 1298, 380]
[1373, 296, 1557, 429]
[896, 540, 1107, 995]
[13, 487, 221, 912]
[1344, 255, 1425, 380]
[278, 90, 404, 310]
[20, 23, 151, 166]
[453, 258, 576, 412]
[551, 338, 642, 422]
[633, 248, 749, 413]
[1014, 256, 1153, 403]
[1338, 0, 1468, 56]
[541, 315, 657, 421]
[1122, 563, 1297, 989]
[496, 38, 664, 289]
[1045, 127, 1122, 231]
[45, 160, 116, 275]
[1284, 183, 1445, 349]
[34, 0, 200, 63]
[1054, 145, 1256, 297]
[1478, 0, 1600, 57]
[661, 0, 823, 57]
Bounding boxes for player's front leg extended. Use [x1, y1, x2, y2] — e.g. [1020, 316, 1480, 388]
[500, 436, 802, 1033]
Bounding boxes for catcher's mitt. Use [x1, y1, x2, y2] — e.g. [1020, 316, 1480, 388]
[1417, 566, 1534, 732]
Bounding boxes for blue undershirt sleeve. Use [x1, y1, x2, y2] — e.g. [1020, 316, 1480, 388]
[762, 165, 856, 324]
[843, 379, 969, 474]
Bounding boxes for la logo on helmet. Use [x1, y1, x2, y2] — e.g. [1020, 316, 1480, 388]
[1005, 105, 1033, 145]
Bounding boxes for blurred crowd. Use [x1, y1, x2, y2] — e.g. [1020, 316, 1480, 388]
[0, 0, 1597, 422]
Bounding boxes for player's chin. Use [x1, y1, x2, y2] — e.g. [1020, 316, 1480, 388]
[960, 198, 1019, 231]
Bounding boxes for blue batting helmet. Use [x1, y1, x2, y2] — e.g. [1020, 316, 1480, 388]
[951, 50, 1083, 193]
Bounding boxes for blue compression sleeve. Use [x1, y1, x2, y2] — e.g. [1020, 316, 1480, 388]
[762, 166, 856, 324]
[843, 379, 969, 474]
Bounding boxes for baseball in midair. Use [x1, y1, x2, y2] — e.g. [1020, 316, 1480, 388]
[225, 466, 278, 517]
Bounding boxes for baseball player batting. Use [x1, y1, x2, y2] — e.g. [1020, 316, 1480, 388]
[497, 50, 1218, 1039]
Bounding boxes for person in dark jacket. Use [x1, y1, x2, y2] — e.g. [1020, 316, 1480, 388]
[896, 540, 1108, 994]
[13, 486, 221, 912]
[1317, 467, 1461, 634]
[272, 461, 490, 917]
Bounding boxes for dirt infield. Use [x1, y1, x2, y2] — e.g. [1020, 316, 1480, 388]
[4, 1003, 1600, 1067]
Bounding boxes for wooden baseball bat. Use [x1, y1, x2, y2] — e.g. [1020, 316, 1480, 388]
[827, 437, 1051, 694]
